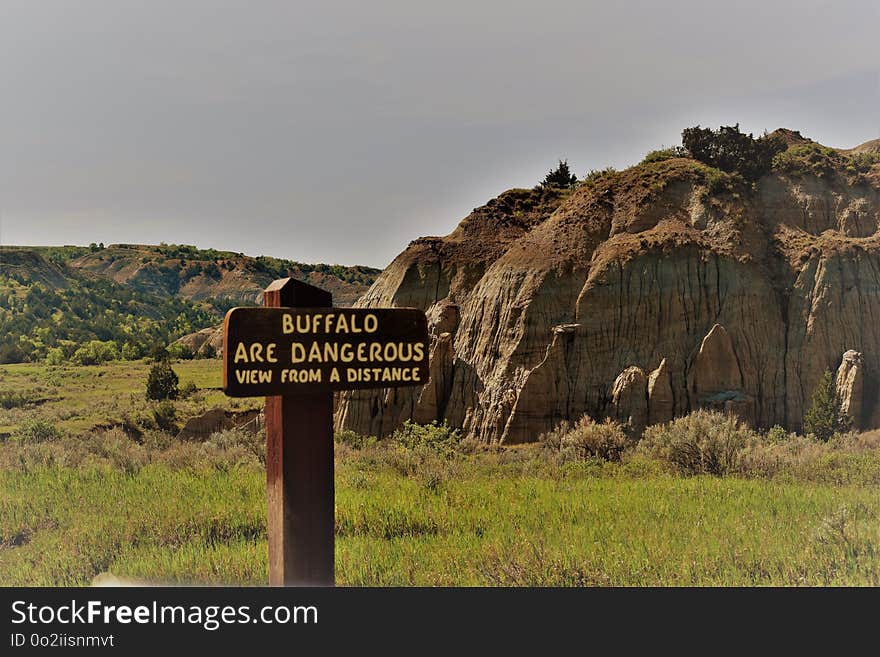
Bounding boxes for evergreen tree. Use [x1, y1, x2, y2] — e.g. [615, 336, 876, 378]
[146, 360, 179, 401]
[802, 369, 850, 441]
[542, 159, 578, 188]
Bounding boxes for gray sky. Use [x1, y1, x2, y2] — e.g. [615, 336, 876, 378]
[1, 0, 877, 268]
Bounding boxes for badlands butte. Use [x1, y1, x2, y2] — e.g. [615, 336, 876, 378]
[335, 129, 880, 443]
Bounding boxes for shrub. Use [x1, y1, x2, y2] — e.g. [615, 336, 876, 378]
[120, 342, 143, 360]
[384, 443, 451, 479]
[765, 425, 792, 444]
[641, 147, 688, 164]
[146, 360, 179, 400]
[335, 430, 378, 450]
[582, 167, 617, 187]
[167, 343, 194, 360]
[0, 342, 29, 364]
[639, 410, 756, 475]
[773, 144, 880, 183]
[88, 430, 148, 475]
[772, 143, 839, 178]
[682, 124, 786, 182]
[148, 344, 170, 362]
[541, 159, 578, 188]
[71, 340, 119, 365]
[179, 381, 198, 398]
[698, 165, 737, 195]
[206, 428, 265, 465]
[45, 347, 65, 366]
[151, 400, 178, 433]
[392, 420, 461, 452]
[737, 431, 880, 483]
[540, 416, 629, 462]
[0, 390, 31, 409]
[13, 419, 61, 443]
[802, 370, 850, 441]
[846, 151, 880, 179]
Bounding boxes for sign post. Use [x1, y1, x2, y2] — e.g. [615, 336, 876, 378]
[222, 277, 429, 586]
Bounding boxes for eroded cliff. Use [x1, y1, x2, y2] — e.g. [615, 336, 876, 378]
[337, 134, 880, 442]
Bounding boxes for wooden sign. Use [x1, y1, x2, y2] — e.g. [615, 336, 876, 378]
[222, 307, 429, 397]
[222, 277, 431, 587]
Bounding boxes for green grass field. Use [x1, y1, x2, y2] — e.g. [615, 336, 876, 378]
[0, 360, 259, 436]
[1, 361, 880, 586]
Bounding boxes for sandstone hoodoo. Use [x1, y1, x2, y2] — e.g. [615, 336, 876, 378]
[337, 130, 880, 442]
[835, 350, 865, 429]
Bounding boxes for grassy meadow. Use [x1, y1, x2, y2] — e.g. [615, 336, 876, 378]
[2, 360, 880, 586]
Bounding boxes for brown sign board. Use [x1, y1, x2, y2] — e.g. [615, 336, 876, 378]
[223, 306, 430, 397]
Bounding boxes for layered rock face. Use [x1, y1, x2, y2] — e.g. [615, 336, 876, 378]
[337, 140, 880, 442]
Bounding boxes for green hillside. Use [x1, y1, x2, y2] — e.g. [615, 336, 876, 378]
[0, 249, 217, 364]
[65, 243, 378, 309]
[0, 244, 380, 364]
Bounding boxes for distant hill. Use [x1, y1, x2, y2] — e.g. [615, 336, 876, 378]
[0, 244, 380, 364]
[52, 243, 379, 310]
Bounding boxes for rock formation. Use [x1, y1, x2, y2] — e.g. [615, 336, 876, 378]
[611, 366, 648, 433]
[337, 134, 880, 442]
[176, 407, 263, 441]
[835, 350, 864, 428]
[647, 358, 674, 425]
[689, 324, 752, 420]
[175, 326, 224, 357]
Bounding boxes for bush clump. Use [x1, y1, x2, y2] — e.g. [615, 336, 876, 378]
[178, 381, 198, 399]
[641, 147, 688, 165]
[540, 416, 629, 462]
[151, 401, 178, 434]
[765, 425, 793, 444]
[639, 410, 756, 475]
[682, 124, 786, 182]
[166, 343, 194, 360]
[392, 420, 461, 452]
[736, 431, 880, 483]
[773, 143, 880, 182]
[13, 419, 61, 443]
[582, 167, 617, 187]
[71, 340, 119, 366]
[0, 390, 32, 409]
[206, 428, 265, 465]
[146, 360, 179, 401]
[335, 430, 378, 450]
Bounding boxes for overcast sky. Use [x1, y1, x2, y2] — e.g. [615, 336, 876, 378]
[1, 1, 877, 268]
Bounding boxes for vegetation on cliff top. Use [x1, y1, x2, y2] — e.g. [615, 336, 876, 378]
[556, 125, 880, 201]
[773, 142, 880, 184]
[681, 124, 787, 182]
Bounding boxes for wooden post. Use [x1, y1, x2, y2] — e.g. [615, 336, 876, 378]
[223, 280, 427, 584]
[263, 277, 334, 586]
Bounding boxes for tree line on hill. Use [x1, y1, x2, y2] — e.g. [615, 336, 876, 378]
[1, 242, 382, 366]
[0, 268, 217, 365]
